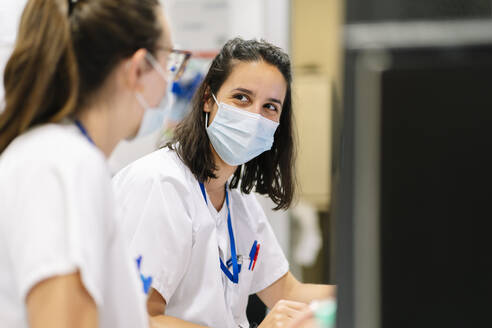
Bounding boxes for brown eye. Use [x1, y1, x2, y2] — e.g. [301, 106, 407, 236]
[264, 103, 279, 112]
[233, 93, 249, 103]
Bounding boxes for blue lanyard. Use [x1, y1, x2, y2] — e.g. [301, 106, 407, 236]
[199, 182, 239, 284]
[74, 120, 95, 145]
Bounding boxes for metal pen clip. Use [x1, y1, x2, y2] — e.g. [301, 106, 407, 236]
[227, 255, 250, 267]
[237, 255, 251, 265]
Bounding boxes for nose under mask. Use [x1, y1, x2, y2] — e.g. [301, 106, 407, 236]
[205, 93, 279, 166]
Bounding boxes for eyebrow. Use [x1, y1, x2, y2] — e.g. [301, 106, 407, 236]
[232, 87, 283, 106]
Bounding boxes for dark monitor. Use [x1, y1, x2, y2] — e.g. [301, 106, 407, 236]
[334, 21, 492, 328]
[346, 0, 492, 23]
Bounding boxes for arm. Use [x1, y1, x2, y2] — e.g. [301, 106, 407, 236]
[147, 288, 207, 328]
[257, 271, 336, 309]
[148, 286, 314, 328]
[26, 272, 98, 328]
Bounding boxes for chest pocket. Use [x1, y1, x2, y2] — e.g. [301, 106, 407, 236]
[225, 257, 256, 326]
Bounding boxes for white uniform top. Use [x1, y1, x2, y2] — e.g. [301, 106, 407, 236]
[0, 123, 148, 328]
[112, 148, 289, 328]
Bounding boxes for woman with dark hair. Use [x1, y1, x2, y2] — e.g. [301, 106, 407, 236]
[0, 0, 188, 327]
[113, 38, 335, 328]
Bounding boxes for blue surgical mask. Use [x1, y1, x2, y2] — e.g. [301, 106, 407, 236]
[134, 52, 173, 138]
[205, 93, 279, 166]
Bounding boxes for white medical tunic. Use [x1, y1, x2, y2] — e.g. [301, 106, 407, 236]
[113, 147, 289, 328]
[0, 123, 148, 328]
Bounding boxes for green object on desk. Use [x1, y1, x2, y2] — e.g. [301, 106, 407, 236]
[312, 299, 337, 328]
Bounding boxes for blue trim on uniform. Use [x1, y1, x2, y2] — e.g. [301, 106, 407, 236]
[199, 182, 239, 284]
[74, 120, 95, 145]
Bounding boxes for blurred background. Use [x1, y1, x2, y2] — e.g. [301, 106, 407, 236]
[2, 0, 492, 327]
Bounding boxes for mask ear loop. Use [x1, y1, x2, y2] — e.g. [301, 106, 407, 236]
[211, 93, 219, 105]
[136, 92, 150, 110]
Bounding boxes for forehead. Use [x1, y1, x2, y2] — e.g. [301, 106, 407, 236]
[221, 61, 287, 100]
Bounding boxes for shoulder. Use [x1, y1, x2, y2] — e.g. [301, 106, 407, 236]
[229, 189, 269, 229]
[112, 147, 195, 199]
[231, 189, 263, 210]
[0, 123, 108, 183]
[112, 147, 198, 248]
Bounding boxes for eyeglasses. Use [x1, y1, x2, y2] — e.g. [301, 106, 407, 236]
[165, 49, 192, 81]
[146, 48, 191, 82]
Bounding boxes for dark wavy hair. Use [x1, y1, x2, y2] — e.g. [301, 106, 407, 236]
[167, 38, 296, 210]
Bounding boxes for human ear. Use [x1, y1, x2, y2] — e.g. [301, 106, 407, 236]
[203, 86, 215, 113]
[122, 49, 148, 93]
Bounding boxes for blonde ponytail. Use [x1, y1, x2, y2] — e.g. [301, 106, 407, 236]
[0, 0, 78, 153]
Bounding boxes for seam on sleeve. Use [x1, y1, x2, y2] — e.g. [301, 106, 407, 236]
[19, 260, 103, 308]
[151, 275, 172, 305]
[249, 262, 289, 295]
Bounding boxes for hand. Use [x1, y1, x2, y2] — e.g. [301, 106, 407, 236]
[258, 300, 310, 328]
[285, 309, 315, 328]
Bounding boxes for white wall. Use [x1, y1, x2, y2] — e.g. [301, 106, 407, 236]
[165, 0, 290, 53]
[229, 0, 290, 52]
[263, 0, 291, 53]
[163, 0, 230, 52]
[0, 1, 27, 105]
